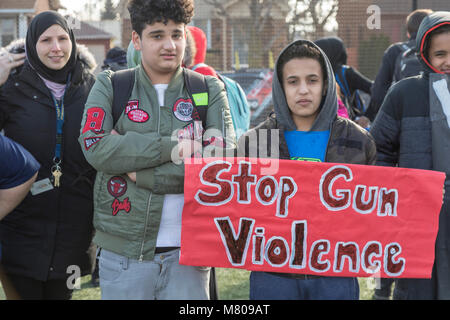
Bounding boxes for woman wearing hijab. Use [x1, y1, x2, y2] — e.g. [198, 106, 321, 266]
[0, 11, 97, 300]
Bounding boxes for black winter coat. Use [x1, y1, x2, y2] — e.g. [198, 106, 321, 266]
[0, 51, 96, 281]
[370, 12, 450, 299]
[364, 37, 416, 122]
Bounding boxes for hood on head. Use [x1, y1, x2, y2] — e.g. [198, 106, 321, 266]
[416, 11, 450, 74]
[77, 43, 97, 72]
[187, 26, 207, 65]
[183, 27, 197, 67]
[314, 36, 347, 72]
[272, 39, 338, 132]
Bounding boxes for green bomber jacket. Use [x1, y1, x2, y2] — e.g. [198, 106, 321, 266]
[79, 65, 235, 261]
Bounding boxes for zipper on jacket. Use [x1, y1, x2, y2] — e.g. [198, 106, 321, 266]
[139, 192, 153, 262]
[139, 94, 162, 262]
[323, 121, 335, 163]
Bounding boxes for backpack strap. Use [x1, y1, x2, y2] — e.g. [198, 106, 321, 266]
[111, 68, 136, 126]
[110, 68, 209, 129]
[183, 68, 209, 129]
[336, 65, 351, 98]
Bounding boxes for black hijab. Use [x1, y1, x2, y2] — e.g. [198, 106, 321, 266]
[26, 11, 77, 84]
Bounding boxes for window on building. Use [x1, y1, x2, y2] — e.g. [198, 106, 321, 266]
[0, 18, 17, 47]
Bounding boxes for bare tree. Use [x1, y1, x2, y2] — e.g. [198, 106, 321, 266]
[204, 0, 285, 68]
[288, 0, 338, 41]
[101, 0, 118, 20]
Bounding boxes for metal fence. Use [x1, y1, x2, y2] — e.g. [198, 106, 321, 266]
[191, 0, 450, 125]
[1, 0, 450, 125]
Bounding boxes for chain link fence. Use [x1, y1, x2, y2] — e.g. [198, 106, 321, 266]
[190, 0, 450, 126]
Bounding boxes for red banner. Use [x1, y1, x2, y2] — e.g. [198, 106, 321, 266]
[180, 158, 445, 278]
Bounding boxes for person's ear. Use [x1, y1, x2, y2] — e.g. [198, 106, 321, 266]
[132, 31, 142, 51]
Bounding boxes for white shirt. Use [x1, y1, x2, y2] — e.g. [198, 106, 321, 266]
[154, 83, 184, 247]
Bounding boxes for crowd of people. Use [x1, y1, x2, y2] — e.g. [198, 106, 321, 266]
[0, 0, 449, 301]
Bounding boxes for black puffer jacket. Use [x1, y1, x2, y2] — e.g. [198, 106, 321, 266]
[371, 12, 450, 300]
[364, 37, 416, 122]
[0, 40, 97, 281]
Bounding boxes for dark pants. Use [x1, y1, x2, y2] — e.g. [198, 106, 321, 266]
[393, 197, 450, 300]
[5, 273, 72, 300]
[373, 278, 394, 299]
[249, 271, 359, 300]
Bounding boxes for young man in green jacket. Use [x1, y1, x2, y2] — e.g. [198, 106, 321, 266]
[79, 0, 235, 300]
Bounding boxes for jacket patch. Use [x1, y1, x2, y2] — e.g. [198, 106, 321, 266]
[107, 176, 131, 216]
[204, 136, 224, 148]
[107, 176, 127, 198]
[112, 198, 131, 216]
[82, 107, 106, 134]
[177, 122, 203, 141]
[173, 98, 194, 122]
[125, 100, 149, 123]
[84, 136, 103, 150]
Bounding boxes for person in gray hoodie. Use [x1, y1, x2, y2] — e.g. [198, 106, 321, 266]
[238, 39, 376, 300]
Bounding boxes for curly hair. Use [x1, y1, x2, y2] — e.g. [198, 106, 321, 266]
[128, 0, 194, 36]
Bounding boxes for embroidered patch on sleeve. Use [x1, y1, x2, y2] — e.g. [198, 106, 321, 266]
[84, 136, 103, 150]
[82, 107, 106, 134]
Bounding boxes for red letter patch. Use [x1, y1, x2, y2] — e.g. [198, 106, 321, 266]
[83, 107, 106, 134]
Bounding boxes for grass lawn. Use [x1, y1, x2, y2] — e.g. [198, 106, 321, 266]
[1, 268, 383, 300]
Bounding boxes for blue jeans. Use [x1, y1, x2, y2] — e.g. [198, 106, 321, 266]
[250, 272, 359, 300]
[99, 248, 210, 300]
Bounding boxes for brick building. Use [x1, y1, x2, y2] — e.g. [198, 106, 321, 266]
[337, 0, 450, 78]
[0, 0, 64, 47]
[72, 20, 113, 74]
